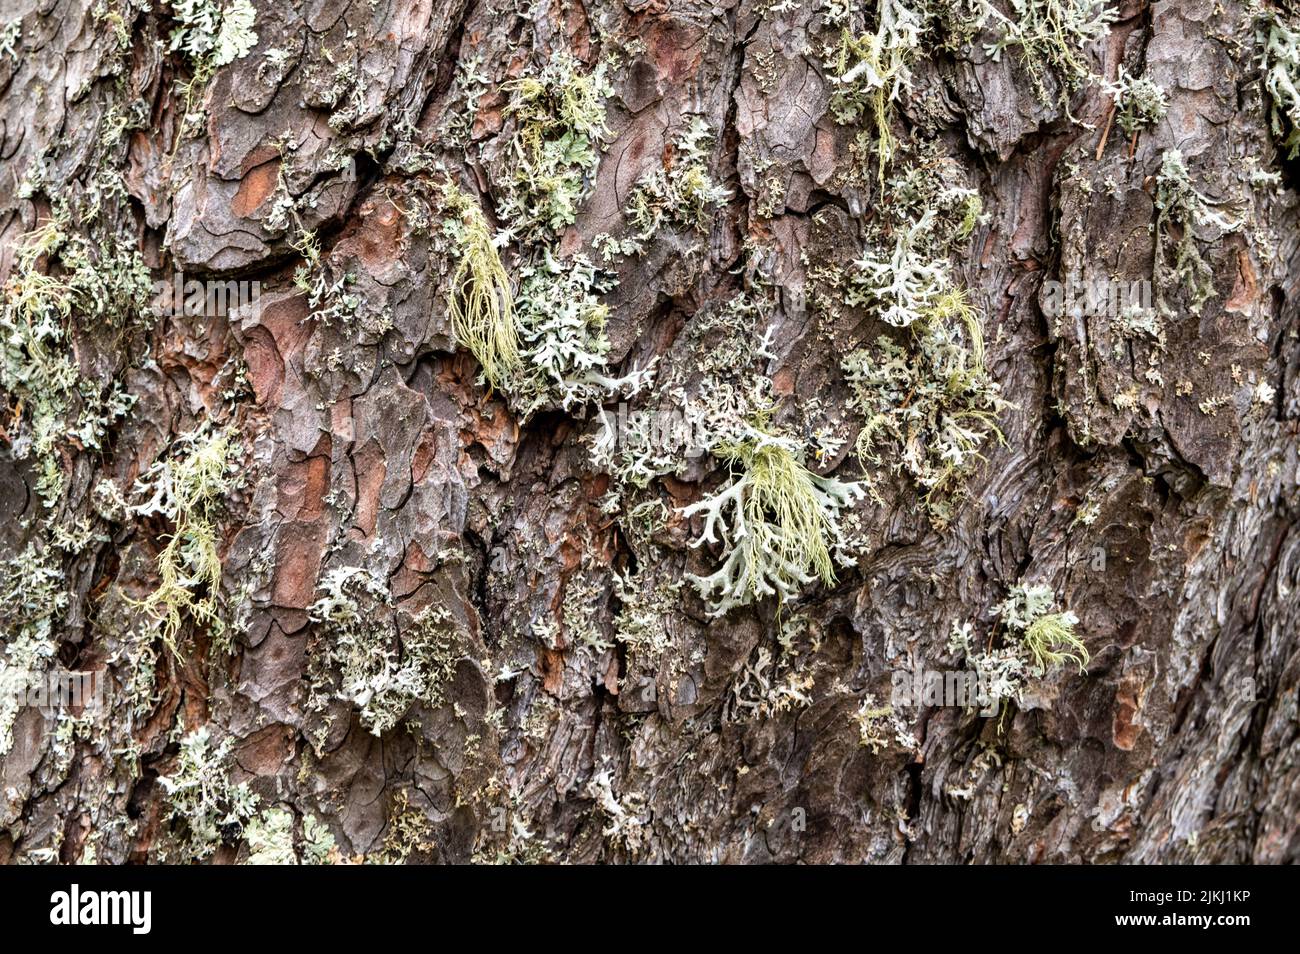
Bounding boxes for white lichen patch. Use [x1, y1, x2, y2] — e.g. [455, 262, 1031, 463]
[307, 567, 464, 737]
[158, 726, 259, 861]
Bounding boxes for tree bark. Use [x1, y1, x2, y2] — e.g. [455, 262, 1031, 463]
[1, 0, 1297, 864]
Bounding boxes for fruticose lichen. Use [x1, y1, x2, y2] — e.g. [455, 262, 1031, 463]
[1153, 149, 1238, 317]
[1105, 66, 1169, 137]
[827, 143, 1002, 526]
[129, 424, 242, 658]
[1, 215, 145, 506]
[306, 567, 463, 738]
[993, 582, 1089, 673]
[440, 182, 521, 391]
[0, 545, 68, 756]
[729, 616, 820, 722]
[946, 583, 1088, 722]
[157, 726, 259, 861]
[598, 115, 731, 258]
[822, 0, 925, 180]
[843, 290, 1007, 527]
[440, 53, 650, 416]
[167, 0, 259, 140]
[681, 420, 866, 617]
[243, 807, 339, 865]
[509, 250, 653, 414]
[585, 761, 649, 854]
[851, 693, 916, 754]
[169, 0, 259, 79]
[1262, 13, 1300, 159]
[370, 789, 434, 864]
[499, 52, 612, 242]
[983, 0, 1115, 117]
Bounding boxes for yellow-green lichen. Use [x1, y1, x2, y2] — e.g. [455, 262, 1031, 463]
[681, 419, 866, 617]
[129, 424, 241, 658]
[440, 183, 521, 391]
[499, 52, 612, 242]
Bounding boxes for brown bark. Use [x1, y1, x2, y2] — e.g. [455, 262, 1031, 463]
[0, 0, 1297, 864]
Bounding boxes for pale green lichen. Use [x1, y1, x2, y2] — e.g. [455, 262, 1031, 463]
[993, 582, 1089, 673]
[834, 151, 1002, 527]
[168, 0, 259, 140]
[369, 790, 434, 864]
[129, 424, 242, 658]
[508, 250, 653, 414]
[1105, 65, 1168, 137]
[243, 807, 297, 864]
[1, 216, 144, 506]
[169, 0, 259, 76]
[948, 620, 1030, 715]
[1262, 14, 1300, 159]
[499, 52, 612, 242]
[0, 19, 19, 62]
[847, 210, 953, 328]
[843, 289, 1007, 527]
[307, 567, 463, 737]
[157, 726, 259, 861]
[993, 579, 1086, 670]
[111, 626, 160, 721]
[946, 584, 1087, 724]
[560, 570, 612, 653]
[681, 419, 866, 617]
[242, 807, 338, 864]
[301, 813, 340, 864]
[852, 693, 916, 753]
[443, 53, 662, 416]
[822, 0, 925, 180]
[598, 116, 731, 258]
[0, 544, 68, 756]
[440, 183, 521, 391]
[843, 157, 983, 328]
[730, 618, 818, 722]
[592, 292, 780, 496]
[585, 761, 649, 854]
[612, 565, 681, 668]
[984, 0, 1115, 118]
[1153, 149, 1238, 317]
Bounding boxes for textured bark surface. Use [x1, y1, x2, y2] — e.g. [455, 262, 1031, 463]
[1, 0, 1298, 864]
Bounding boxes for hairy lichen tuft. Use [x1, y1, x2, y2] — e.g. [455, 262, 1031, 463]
[129, 424, 241, 658]
[993, 582, 1089, 673]
[681, 421, 866, 617]
[441, 183, 521, 390]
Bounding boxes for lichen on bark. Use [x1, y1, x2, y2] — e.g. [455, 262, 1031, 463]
[0, 0, 1297, 865]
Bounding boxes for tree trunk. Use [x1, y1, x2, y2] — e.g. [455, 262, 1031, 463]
[1, 0, 1297, 864]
